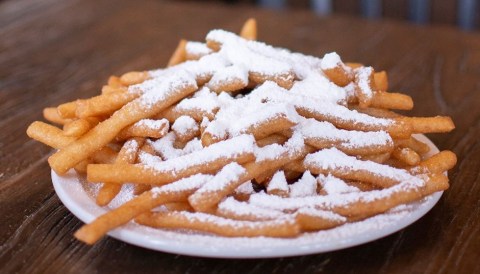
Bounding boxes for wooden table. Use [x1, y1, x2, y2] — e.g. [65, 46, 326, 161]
[1, 0, 479, 273]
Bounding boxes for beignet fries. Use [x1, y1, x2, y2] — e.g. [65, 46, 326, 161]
[27, 19, 456, 244]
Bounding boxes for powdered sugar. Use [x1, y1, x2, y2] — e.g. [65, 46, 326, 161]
[320, 52, 342, 70]
[254, 143, 286, 162]
[289, 171, 317, 197]
[318, 174, 360, 194]
[207, 29, 294, 78]
[296, 207, 347, 223]
[194, 162, 245, 193]
[46, 24, 450, 257]
[267, 170, 289, 193]
[144, 134, 255, 174]
[175, 87, 220, 115]
[151, 174, 213, 197]
[151, 132, 182, 160]
[249, 170, 426, 211]
[122, 138, 140, 155]
[137, 71, 197, 108]
[165, 211, 296, 229]
[355, 67, 374, 100]
[297, 118, 392, 149]
[135, 119, 169, 130]
[185, 41, 212, 57]
[235, 181, 255, 195]
[304, 148, 424, 186]
[172, 116, 198, 135]
[208, 65, 249, 89]
[218, 197, 286, 220]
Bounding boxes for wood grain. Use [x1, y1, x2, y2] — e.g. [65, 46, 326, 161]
[1, 0, 479, 273]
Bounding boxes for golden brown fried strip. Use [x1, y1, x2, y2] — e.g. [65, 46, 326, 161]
[296, 106, 412, 139]
[57, 102, 77, 119]
[96, 138, 145, 206]
[63, 117, 101, 137]
[75, 175, 209, 244]
[157, 105, 217, 123]
[295, 208, 346, 231]
[27, 121, 76, 148]
[135, 211, 300, 238]
[116, 119, 169, 141]
[107, 76, 125, 88]
[75, 91, 140, 118]
[322, 66, 353, 87]
[395, 136, 430, 155]
[358, 152, 391, 164]
[402, 116, 455, 134]
[350, 106, 401, 119]
[167, 39, 187, 67]
[239, 18, 257, 40]
[188, 146, 309, 212]
[101, 85, 127, 95]
[410, 150, 457, 174]
[334, 174, 449, 219]
[249, 71, 295, 90]
[391, 147, 421, 166]
[256, 134, 288, 147]
[87, 136, 256, 185]
[119, 71, 149, 86]
[373, 71, 388, 91]
[370, 92, 413, 110]
[43, 107, 72, 125]
[49, 79, 197, 174]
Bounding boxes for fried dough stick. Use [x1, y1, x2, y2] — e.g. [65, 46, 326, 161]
[49, 74, 198, 174]
[96, 138, 145, 206]
[75, 174, 213, 244]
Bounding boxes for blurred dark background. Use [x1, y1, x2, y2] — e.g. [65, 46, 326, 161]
[179, 0, 479, 30]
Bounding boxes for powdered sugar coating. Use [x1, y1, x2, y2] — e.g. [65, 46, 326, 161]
[151, 132, 182, 160]
[144, 134, 255, 174]
[185, 41, 212, 57]
[297, 118, 392, 148]
[61, 29, 450, 250]
[122, 138, 140, 155]
[207, 29, 294, 78]
[355, 67, 374, 100]
[151, 174, 213, 197]
[296, 207, 347, 223]
[208, 65, 249, 89]
[172, 116, 198, 135]
[289, 171, 317, 197]
[218, 197, 286, 220]
[194, 162, 245, 193]
[305, 148, 423, 185]
[255, 143, 286, 162]
[267, 170, 289, 193]
[235, 181, 255, 195]
[176, 87, 220, 115]
[318, 174, 360, 194]
[320, 52, 342, 70]
[136, 71, 197, 109]
[165, 211, 296, 229]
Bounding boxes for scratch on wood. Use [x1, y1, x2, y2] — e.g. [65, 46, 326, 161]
[453, 208, 479, 267]
[433, 55, 449, 112]
[359, 25, 388, 52]
[379, 230, 404, 273]
[0, 192, 56, 256]
[0, 152, 50, 192]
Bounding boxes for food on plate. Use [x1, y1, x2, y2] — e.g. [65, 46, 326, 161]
[26, 18, 456, 244]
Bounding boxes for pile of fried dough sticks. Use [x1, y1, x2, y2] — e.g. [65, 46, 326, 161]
[27, 19, 456, 244]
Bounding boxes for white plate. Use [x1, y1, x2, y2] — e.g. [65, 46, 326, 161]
[52, 134, 443, 258]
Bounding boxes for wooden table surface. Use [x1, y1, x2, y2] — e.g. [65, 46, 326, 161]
[1, 0, 479, 273]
